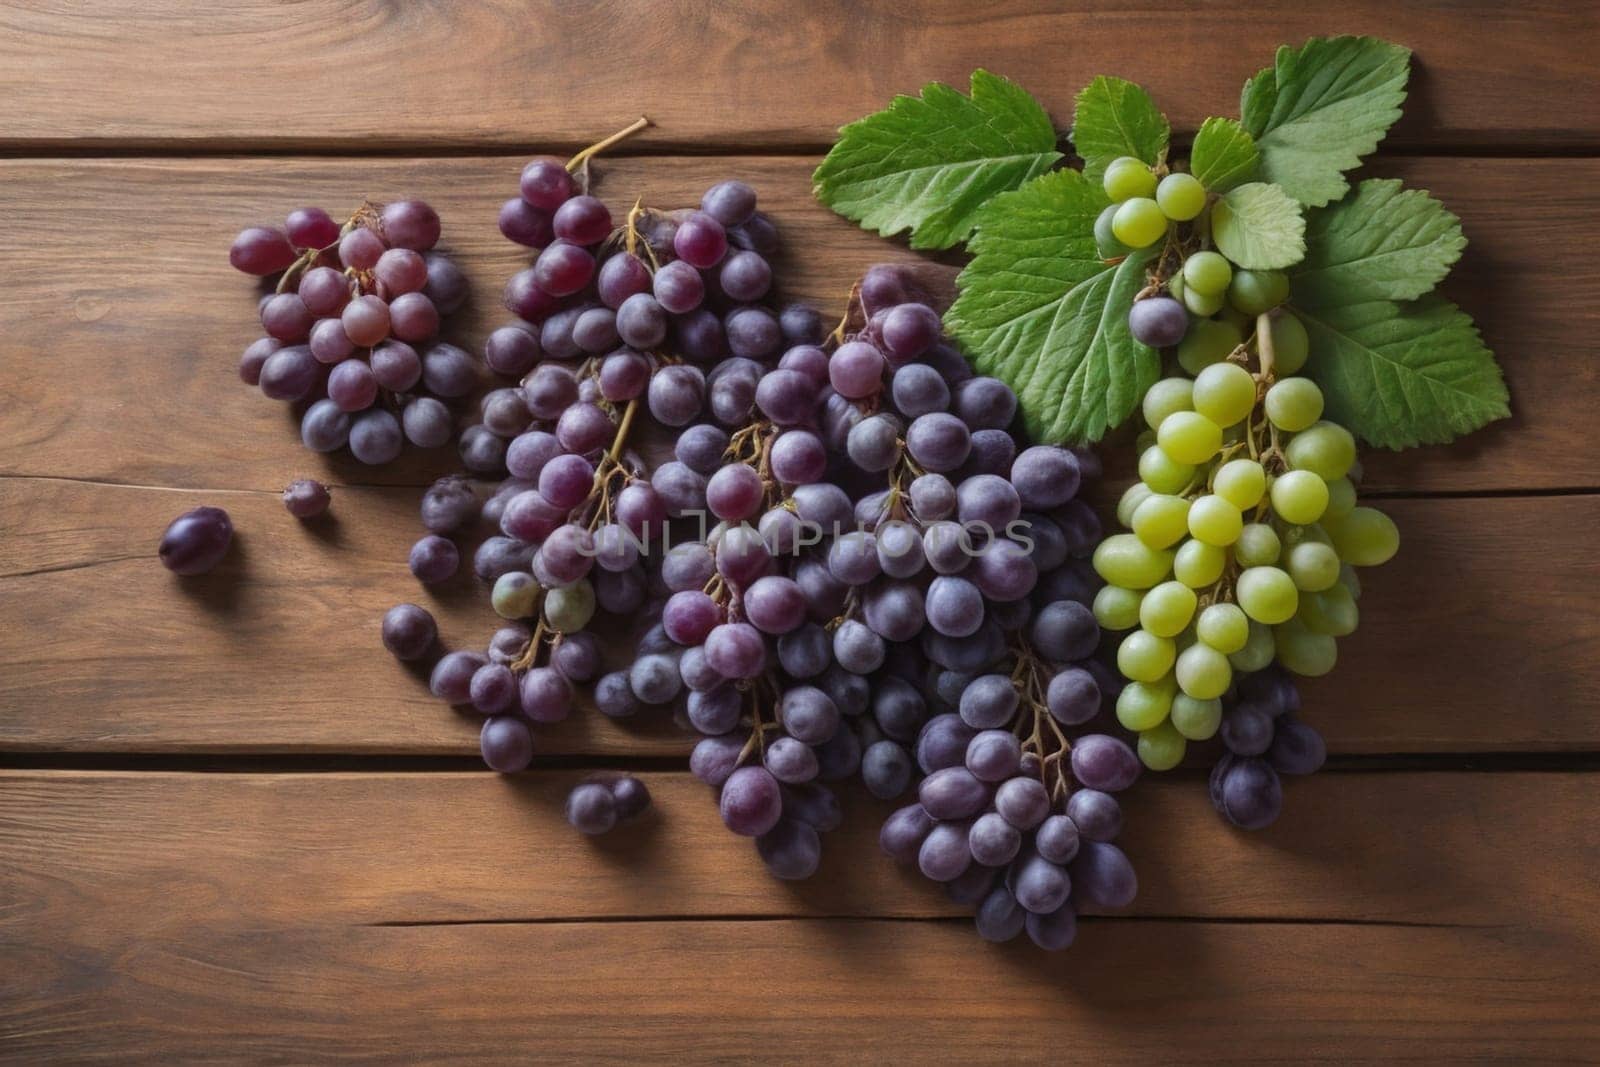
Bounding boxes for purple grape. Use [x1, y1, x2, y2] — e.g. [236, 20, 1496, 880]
[420, 342, 477, 398]
[1070, 734, 1141, 793]
[480, 716, 534, 773]
[498, 197, 553, 247]
[301, 398, 351, 452]
[284, 206, 339, 250]
[880, 803, 936, 863]
[719, 766, 782, 836]
[520, 157, 576, 212]
[674, 211, 728, 268]
[534, 240, 595, 297]
[995, 777, 1051, 831]
[565, 782, 618, 835]
[702, 180, 757, 226]
[380, 200, 440, 251]
[597, 251, 651, 308]
[409, 534, 459, 583]
[281, 479, 330, 519]
[380, 604, 438, 662]
[1128, 296, 1189, 347]
[158, 506, 233, 575]
[230, 226, 296, 275]
[552, 194, 612, 245]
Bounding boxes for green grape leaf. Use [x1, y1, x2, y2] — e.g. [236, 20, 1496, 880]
[1292, 179, 1466, 306]
[1293, 296, 1509, 449]
[1211, 182, 1306, 270]
[1071, 75, 1170, 180]
[945, 169, 1158, 444]
[1189, 117, 1259, 193]
[1240, 36, 1412, 207]
[812, 70, 1063, 250]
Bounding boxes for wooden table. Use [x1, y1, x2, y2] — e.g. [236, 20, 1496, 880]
[2, 2, 1597, 1060]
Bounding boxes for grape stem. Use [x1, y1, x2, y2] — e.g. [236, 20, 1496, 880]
[566, 116, 652, 191]
[1010, 638, 1073, 801]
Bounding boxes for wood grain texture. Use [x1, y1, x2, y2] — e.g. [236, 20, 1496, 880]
[2, 771, 1594, 1061]
[0, 771, 1590, 926]
[0, 1, 1594, 151]
[1, 478, 1596, 755]
[0, 156, 1591, 494]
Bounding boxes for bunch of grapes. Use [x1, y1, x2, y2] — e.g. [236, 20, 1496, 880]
[1089, 155, 1401, 826]
[229, 200, 472, 464]
[386, 162, 841, 837]
[1208, 666, 1327, 829]
[802, 271, 1136, 949]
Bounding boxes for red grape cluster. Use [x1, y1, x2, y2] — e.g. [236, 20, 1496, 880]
[229, 200, 472, 465]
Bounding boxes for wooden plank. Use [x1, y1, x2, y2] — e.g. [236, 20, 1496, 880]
[0, 1, 1594, 151]
[0, 156, 1588, 495]
[1, 478, 1595, 753]
[1, 916, 1592, 1061]
[1, 771, 1594, 1061]
[0, 771, 1590, 927]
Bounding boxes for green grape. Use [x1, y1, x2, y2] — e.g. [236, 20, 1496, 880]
[1157, 172, 1207, 221]
[1135, 428, 1156, 452]
[1137, 446, 1193, 495]
[1274, 619, 1338, 677]
[1285, 540, 1341, 592]
[1112, 197, 1168, 248]
[1176, 318, 1242, 376]
[1264, 377, 1323, 432]
[1117, 481, 1155, 527]
[1167, 272, 1185, 304]
[1217, 305, 1252, 334]
[1325, 506, 1401, 566]
[1170, 693, 1223, 740]
[545, 580, 596, 632]
[1156, 411, 1222, 465]
[1116, 675, 1176, 732]
[1191, 361, 1256, 428]
[1324, 477, 1357, 519]
[1214, 458, 1266, 510]
[1187, 494, 1244, 547]
[1175, 642, 1232, 700]
[1182, 250, 1233, 295]
[1300, 583, 1359, 637]
[1235, 522, 1281, 566]
[1117, 628, 1177, 683]
[1172, 539, 1226, 588]
[1095, 204, 1131, 258]
[1285, 421, 1357, 480]
[1267, 312, 1309, 375]
[1270, 469, 1330, 525]
[1093, 534, 1176, 589]
[1132, 493, 1192, 549]
[1339, 563, 1362, 600]
[1229, 620, 1276, 672]
[492, 575, 544, 617]
[1195, 602, 1250, 654]
[1236, 565, 1299, 624]
[1140, 580, 1198, 638]
[492, 571, 541, 620]
[1183, 285, 1224, 317]
[1227, 268, 1289, 315]
[1142, 377, 1194, 429]
[1103, 156, 1157, 202]
[1093, 584, 1144, 631]
[1137, 720, 1187, 771]
[1282, 521, 1329, 548]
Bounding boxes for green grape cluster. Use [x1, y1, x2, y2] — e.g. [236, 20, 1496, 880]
[1097, 157, 1207, 258]
[1091, 308, 1400, 771]
[1099, 155, 1294, 329]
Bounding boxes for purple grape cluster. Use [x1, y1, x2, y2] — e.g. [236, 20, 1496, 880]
[1209, 667, 1327, 829]
[383, 174, 827, 839]
[229, 200, 472, 465]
